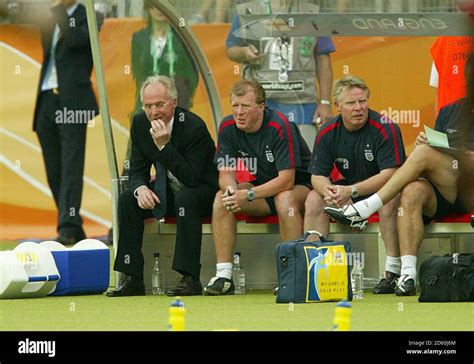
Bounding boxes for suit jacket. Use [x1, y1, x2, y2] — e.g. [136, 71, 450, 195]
[33, 4, 104, 130]
[131, 25, 198, 113]
[129, 107, 218, 193]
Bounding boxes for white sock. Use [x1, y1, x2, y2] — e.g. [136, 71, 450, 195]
[351, 193, 384, 219]
[216, 262, 233, 280]
[401, 255, 417, 280]
[385, 256, 401, 275]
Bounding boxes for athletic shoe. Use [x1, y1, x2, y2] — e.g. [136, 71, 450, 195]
[324, 205, 368, 231]
[395, 274, 416, 296]
[373, 271, 400, 294]
[204, 277, 235, 296]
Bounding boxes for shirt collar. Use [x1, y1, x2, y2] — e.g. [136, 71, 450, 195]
[167, 116, 175, 136]
[66, 3, 79, 16]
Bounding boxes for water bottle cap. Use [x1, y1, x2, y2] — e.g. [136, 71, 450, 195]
[336, 300, 352, 308]
[170, 299, 185, 307]
[154, 252, 161, 258]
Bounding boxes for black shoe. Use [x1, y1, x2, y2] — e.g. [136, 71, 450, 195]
[55, 233, 85, 245]
[373, 271, 400, 294]
[324, 205, 368, 231]
[204, 277, 235, 296]
[166, 275, 202, 296]
[106, 275, 145, 297]
[395, 274, 416, 296]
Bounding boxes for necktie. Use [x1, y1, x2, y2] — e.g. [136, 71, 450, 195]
[153, 161, 167, 219]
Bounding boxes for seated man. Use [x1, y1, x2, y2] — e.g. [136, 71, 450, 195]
[205, 80, 311, 295]
[304, 75, 406, 294]
[107, 76, 218, 297]
[225, 0, 336, 150]
[325, 54, 474, 296]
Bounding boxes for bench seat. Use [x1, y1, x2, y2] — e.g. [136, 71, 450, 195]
[158, 213, 473, 235]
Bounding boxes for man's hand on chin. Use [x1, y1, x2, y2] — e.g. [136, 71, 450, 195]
[149, 119, 169, 149]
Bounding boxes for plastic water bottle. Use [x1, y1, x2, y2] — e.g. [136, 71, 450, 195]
[152, 252, 165, 295]
[332, 300, 352, 331]
[168, 298, 185, 331]
[233, 252, 246, 294]
[351, 259, 364, 299]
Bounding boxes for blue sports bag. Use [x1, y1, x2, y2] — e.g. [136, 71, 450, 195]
[275, 231, 353, 303]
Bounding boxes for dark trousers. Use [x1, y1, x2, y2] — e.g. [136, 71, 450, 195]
[35, 91, 87, 237]
[114, 184, 215, 282]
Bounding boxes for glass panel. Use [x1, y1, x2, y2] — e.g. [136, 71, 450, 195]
[95, 0, 219, 176]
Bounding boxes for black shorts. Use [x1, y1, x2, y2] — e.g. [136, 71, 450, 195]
[422, 183, 467, 225]
[264, 196, 277, 215]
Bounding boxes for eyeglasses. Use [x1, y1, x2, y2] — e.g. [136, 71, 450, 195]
[142, 101, 171, 111]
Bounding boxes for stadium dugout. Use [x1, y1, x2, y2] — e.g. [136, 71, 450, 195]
[77, 1, 473, 290]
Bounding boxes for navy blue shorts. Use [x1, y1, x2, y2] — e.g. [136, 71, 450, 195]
[422, 183, 466, 225]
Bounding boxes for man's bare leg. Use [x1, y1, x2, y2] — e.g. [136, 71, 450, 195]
[378, 145, 458, 204]
[274, 185, 310, 241]
[304, 190, 330, 239]
[371, 194, 402, 293]
[394, 179, 438, 296]
[206, 184, 272, 295]
[347, 145, 458, 219]
[398, 180, 437, 256]
[212, 186, 271, 264]
[378, 194, 400, 258]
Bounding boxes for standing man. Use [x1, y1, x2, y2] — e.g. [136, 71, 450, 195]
[204, 79, 311, 295]
[429, 36, 473, 112]
[33, 0, 103, 244]
[304, 75, 406, 295]
[226, 0, 335, 149]
[107, 76, 218, 297]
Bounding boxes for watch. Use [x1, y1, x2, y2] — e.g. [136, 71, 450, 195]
[247, 188, 255, 201]
[320, 99, 331, 105]
[351, 185, 359, 199]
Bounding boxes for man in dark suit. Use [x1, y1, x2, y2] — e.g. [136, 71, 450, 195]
[33, 0, 103, 244]
[107, 76, 218, 297]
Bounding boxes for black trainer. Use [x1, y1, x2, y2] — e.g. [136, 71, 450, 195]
[395, 274, 416, 296]
[204, 277, 235, 296]
[373, 271, 400, 294]
[324, 205, 368, 231]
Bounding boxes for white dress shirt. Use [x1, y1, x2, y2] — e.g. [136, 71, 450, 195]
[41, 3, 79, 91]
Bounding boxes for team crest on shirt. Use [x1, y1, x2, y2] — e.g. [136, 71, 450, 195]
[265, 147, 274, 163]
[364, 149, 374, 161]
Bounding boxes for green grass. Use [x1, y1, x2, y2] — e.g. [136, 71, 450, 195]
[1, 240, 473, 331]
[1, 292, 473, 331]
[0, 241, 19, 250]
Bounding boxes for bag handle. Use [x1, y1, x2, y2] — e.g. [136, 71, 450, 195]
[299, 230, 326, 242]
